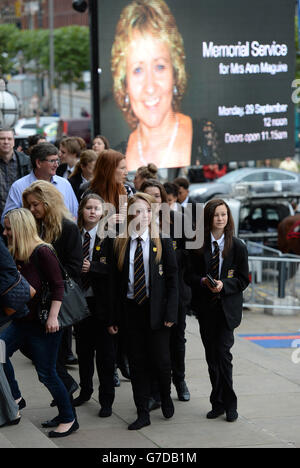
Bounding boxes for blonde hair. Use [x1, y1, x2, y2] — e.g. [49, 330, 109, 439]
[22, 180, 73, 243]
[114, 192, 162, 271]
[4, 208, 49, 262]
[111, 0, 187, 129]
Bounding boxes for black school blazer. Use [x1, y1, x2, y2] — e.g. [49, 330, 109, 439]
[87, 235, 114, 323]
[109, 236, 178, 330]
[186, 237, 249, 330]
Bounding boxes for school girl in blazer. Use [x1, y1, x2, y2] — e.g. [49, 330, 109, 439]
[108, 192, 178, 431]
[186, 199, 249, 422]
[141, 179, 192, 403]
[73, 193, 116, 417]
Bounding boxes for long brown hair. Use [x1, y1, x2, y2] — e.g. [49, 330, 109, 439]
[204, 199, 234, 257]
[90, 149, 126, 210]
[114, 192, 162, 271]
[77, 193, 104, 232]
[71, 149, 98, 178]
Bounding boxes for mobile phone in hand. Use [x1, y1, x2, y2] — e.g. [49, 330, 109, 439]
[206, 273, 217, 288]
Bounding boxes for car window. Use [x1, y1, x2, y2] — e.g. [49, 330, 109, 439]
[252, 207, 263, 219]
[241, 173, 265, 182]
[22, 124, 37, 130]
[267, 172, 295, 181]
[265, 208, 279, 221]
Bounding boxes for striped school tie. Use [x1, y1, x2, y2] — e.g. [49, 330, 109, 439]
[134, 237, 147, 305]
[211, 240, 220, 280]
[81, 231, 90, 290]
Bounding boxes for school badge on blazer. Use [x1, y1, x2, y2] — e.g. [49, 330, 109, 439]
[172, 240, 177, 250]
[227, 269, 235, 278]
[95, 245, 101, 251]
[158, 264, 163, 276]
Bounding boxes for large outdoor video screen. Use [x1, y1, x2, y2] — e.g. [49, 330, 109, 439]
[98, 0, 295, 170]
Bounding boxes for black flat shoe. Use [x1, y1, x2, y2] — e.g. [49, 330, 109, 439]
[42, 415, 61, 428]
[65, 356, 78, 366]
[161, 397, 174, 419]
[98, 407, 112, 418]
[48, 420, 79, 438]
[128, 416, 150, 430]
[148, 397, 161, 411]
[73, 395, 91, 407]
[175, 381, 190, 402]
[0, 417, 21, 428]
[18, 398, 26, 410]
[206, 408, 225, 419]
[226, 410, 238, 422]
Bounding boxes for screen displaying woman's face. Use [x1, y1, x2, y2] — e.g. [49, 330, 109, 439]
[126, 30, 174, 129]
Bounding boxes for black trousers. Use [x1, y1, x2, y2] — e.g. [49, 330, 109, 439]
[198, 302, 237, 412]
[74, 298, 116, 408]
[170, 303, 187, 384]
[125, 299, 172, 416]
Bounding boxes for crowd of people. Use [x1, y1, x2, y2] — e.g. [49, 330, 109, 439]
[0, 127, 249, 438]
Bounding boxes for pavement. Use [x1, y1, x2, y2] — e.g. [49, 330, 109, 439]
[1, 308, 300, 449]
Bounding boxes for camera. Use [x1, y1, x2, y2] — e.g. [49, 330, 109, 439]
[72, 0, 88, 13]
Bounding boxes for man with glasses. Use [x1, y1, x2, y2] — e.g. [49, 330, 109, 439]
[0, 128, 31, 220]
[2, 143, 78, 222]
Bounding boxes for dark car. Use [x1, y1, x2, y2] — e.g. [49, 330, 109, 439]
[218, 194, 295, 250]
[56, 118, 91, 146]
[188, 168, 300, 203]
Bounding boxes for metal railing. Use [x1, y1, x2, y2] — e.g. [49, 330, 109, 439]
[243, 241, 300, 312]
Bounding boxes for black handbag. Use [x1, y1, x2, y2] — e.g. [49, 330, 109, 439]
[33, 245, 90, 328]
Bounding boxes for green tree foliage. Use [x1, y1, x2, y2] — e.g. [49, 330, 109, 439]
[0, 24, 21, 74]
[53, 26, 90, 89]
[0, 24, 89, 88]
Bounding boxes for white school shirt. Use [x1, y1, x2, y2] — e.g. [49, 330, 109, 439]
[127, 229, 150, 299]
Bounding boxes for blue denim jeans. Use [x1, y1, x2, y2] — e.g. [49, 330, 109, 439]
[0, 320, 75, 423]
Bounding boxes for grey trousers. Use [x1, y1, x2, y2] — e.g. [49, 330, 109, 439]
[0, 363, 18, 426]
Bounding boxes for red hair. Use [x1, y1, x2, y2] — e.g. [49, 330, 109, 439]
[90, 149, 126, 210]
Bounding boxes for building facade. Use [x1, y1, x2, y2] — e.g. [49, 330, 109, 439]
[0, 0, 88, 28]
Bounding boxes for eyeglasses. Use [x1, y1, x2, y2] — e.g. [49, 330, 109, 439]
[44, 158, 60, 165]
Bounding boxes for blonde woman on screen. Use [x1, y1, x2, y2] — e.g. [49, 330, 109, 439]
[111, 0, 192, 171]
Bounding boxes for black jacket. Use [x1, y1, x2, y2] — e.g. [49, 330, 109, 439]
[162, 209, 191, 308]
[109, 236, 178, 330]
[15, 150, 31, 177]
[52, 218, 83, 282]
[87, 235, 114, 323]
[56, 163, 67, 178]
[186, 237, 249, 330]
[68, 172, 84, 202]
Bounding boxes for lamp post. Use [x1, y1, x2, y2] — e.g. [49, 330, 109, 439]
[0, 79, 19, 128]
[72, 0, 100, 137]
